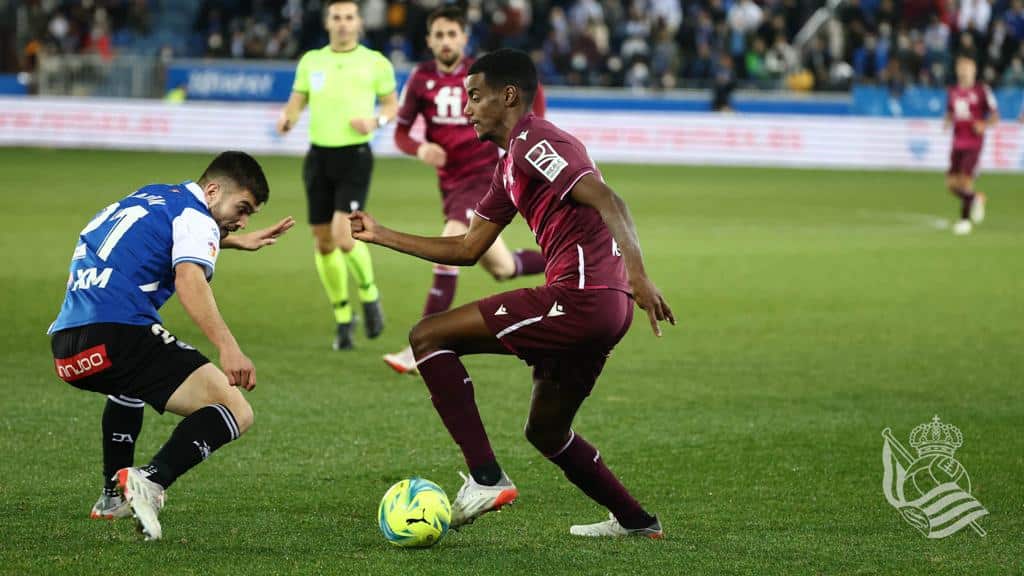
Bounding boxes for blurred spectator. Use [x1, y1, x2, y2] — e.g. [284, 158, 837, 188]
[712, 53, 737, 110]
[13, 0, 1024, 93]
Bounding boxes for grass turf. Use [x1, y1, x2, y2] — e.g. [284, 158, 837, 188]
[0, 148, 1021, 575]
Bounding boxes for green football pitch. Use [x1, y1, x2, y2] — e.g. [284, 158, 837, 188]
[0, 148, 1021, 575]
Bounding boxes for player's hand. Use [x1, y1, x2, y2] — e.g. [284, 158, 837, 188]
[630, 276, 676, 337]
[973, 121, 986, 135]
[350, 117, 377, 135]
[417, 142, 447, 168]
[277, 111, 293, 134]
[220, 346, 256, 390]
[349, 210, 378, 243]
[225, 216, 296, 251]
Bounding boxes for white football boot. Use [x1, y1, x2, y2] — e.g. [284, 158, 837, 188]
[449, 471, 518, 529]
[116, 467, 165, 541]
[953, 219, 972, 236]
[570, 512, 664, 539]
[970, 193, 986, 224]
[90, 492, 132, 520]
[382, 346, 418, 375]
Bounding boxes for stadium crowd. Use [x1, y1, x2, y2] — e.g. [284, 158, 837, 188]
[9, 0, 1024, 91]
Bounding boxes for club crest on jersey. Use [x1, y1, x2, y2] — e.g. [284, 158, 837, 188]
[310, 71, 326, 91]
[526, 140, 568, 182]
[426, 79, 435, 90]
[208, 241, 218, 259]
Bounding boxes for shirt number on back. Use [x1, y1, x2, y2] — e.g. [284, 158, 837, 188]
[79, 202, 150, 261]
[434, 86, 463, 120]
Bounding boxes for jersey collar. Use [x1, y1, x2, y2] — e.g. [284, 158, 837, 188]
[184, 181, 209, 207]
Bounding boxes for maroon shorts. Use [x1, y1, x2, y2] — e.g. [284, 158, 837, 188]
[948, 148, 981, 177]
[478, 285, 634, 394]
[440, 173, 491, 226]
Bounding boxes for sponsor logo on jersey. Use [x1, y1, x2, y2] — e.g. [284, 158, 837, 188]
[525, 140, 568, 182]
[55, 344, 113, 382]
[70, 267, 113, 291]
[495, 304, 508, 316]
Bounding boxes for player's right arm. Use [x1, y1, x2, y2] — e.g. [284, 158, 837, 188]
[393, 67, 447, 167]
[278, 53, 311, 134]
[349, 210, 503, 266]
[175, 262, 255, 390]
[277, 91, 308, 134]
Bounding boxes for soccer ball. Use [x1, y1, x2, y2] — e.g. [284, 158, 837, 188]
[378, 477, 451, 548]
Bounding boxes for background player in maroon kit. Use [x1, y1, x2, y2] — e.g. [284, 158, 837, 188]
[384, 7, 547, 374]
[350, 49, 674, 538]
[944, 55, 999, 236]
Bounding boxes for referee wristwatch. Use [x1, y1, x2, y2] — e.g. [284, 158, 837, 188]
[376, 115, 389, 129]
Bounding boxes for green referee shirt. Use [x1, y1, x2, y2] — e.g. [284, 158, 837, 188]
[292, 44, 397, 147]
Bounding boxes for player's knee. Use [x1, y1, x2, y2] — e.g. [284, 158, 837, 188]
[336, 236, 355, 253]
[408, 320, 439, 358]
[221, 393, 254, 436]
[524, 420, 564, 454]
[483, 259, 516, 281]
[314, 236, 335, 255]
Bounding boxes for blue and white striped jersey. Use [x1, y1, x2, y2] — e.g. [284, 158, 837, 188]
[49, 181, 221, 333]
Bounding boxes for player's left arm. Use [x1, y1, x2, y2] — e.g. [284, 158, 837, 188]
[220, 216, 296, 251]
[569, 174, 676, 336]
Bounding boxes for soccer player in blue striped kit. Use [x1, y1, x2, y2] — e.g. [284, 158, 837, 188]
[47, 151, 293, 540]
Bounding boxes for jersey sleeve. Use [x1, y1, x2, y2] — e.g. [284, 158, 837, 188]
[396, 67, 422, 126]
[171, 208, 221, 280]
[474, 164, 517, 225]
[292, 52, 310, 93]
[375, 53, 397, 97]
[513, 135, 595, 201]
[982, 85, 997, 116]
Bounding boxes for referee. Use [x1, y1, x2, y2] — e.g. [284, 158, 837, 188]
[278, 0, 397, 350]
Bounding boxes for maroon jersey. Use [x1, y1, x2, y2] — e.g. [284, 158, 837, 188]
[396, 58, 498, 186]
[475, 114, 629, 293]
[947, 84, 997, 150]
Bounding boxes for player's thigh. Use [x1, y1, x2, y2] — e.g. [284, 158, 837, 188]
[409, 300, 510, 357]
[478, 234, 516, 279]
[334, 143, 373, 214]
[52, 323, 212, 413]
[164, 363, 253, 433]
[303, 147, 335, 227]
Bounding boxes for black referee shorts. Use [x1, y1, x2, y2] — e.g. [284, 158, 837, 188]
[51, 322, 210, 413]
[303, 143, 374, 225]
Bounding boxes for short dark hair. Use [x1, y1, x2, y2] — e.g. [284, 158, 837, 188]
[324, 0, 358, 15]
[468, 48, 537, 109]
[427, 6, 467, 30]
[199, 151, 270, 205]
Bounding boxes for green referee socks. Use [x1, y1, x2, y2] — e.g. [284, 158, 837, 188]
[314, 248, 352, 324]
[344, 241, 380, 302]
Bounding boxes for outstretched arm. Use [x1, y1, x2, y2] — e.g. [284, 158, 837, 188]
[350, 211, 504, 266]
[175, 262, 255, 389]
[221, 216, 295, 251]
[569, 174, 675, 336]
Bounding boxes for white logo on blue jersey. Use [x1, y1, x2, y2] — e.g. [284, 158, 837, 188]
[49, 182, 221, 333]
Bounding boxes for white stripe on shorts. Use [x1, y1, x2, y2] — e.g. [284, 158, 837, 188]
[107, 395, 145, 408]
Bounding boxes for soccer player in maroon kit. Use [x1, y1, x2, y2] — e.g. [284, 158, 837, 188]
[350, 49, 674, 538]
[383, 7, 547, 374]
[944, 55, 999, 236]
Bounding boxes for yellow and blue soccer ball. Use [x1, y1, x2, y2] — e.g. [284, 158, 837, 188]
[378, 477, 451, 548]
